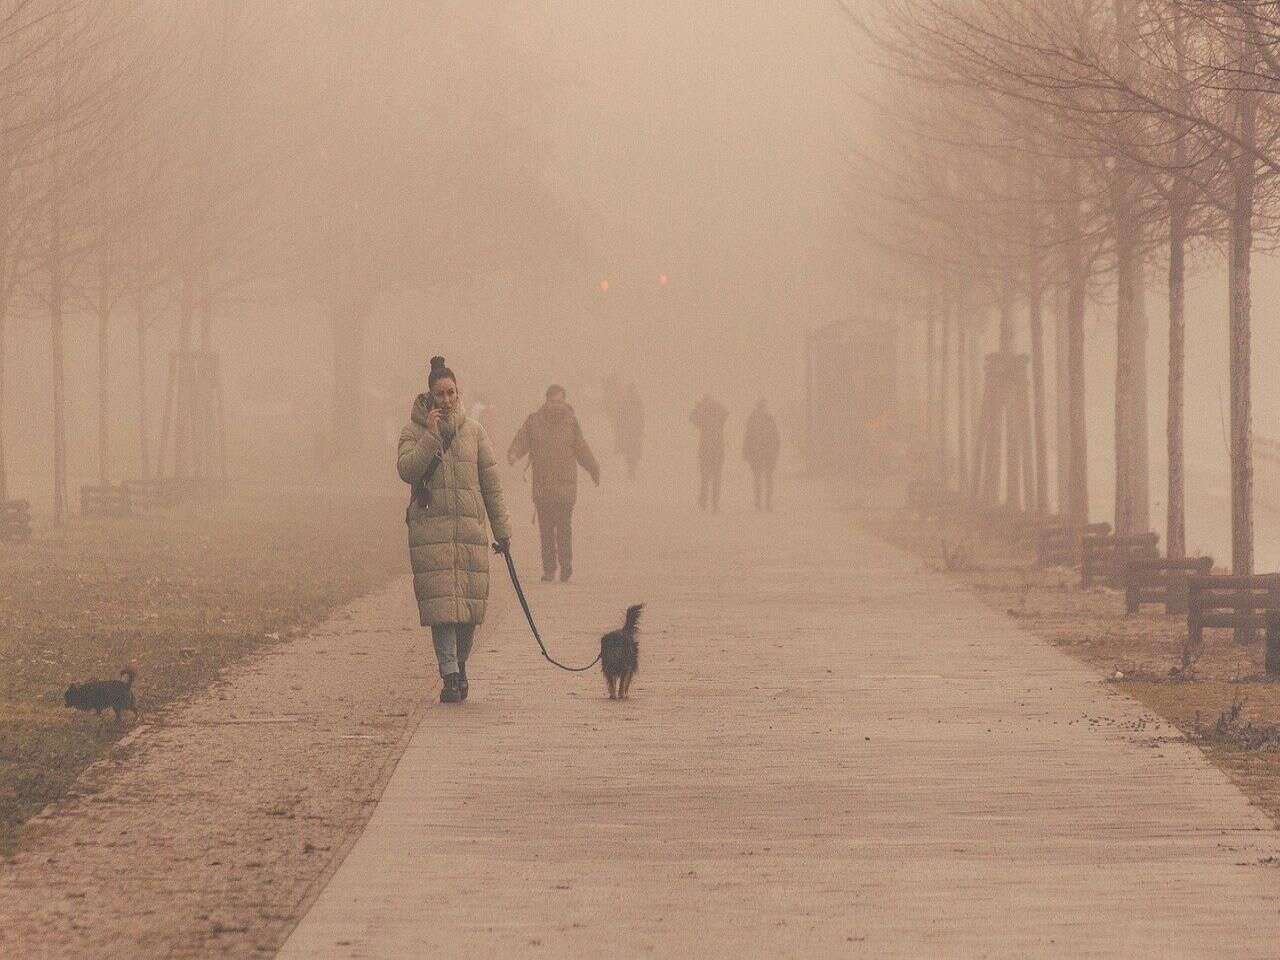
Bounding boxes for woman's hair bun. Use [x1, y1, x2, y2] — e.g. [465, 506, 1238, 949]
[427, 355, 456, 388]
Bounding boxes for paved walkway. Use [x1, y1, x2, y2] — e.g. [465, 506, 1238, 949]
[278, 472, 1280, 959]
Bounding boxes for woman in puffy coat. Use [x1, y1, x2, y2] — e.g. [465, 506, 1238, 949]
[397, 356, 512, 704]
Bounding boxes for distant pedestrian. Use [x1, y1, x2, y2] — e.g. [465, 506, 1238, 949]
[508, 384, 600, 582]
[690, 394, 728, 512]
[397, 357, 512, 705]
[618, 382, 644, 480]
[742, 398, 781, 511]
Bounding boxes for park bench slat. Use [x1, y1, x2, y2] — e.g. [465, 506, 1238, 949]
[1198, 612, 1275, 629]
[1185, 572, 1280, 673]
[1124, 555, 1213, 615]
[1189, 574, 1280, 590]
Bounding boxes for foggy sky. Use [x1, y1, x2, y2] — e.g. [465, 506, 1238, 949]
[6, 0, 1280, 570]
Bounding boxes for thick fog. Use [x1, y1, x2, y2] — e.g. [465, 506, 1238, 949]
[0, 0, 1277, 573]
[0, 1, 866, 510]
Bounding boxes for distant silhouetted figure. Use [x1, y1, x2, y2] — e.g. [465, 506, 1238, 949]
[618, 382, 644, 480]
[508, 385, 600, 583]
[742, 398, 781, 511]
[690, 394, 728, 512]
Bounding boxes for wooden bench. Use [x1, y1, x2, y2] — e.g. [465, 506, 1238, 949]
[1036, 520, 1110, 567]
[1188, 574, 1280, 673]
[1081, 531, 1158, 589]
[80, 484, 131, 518]
[0, 499, 30, 542]
[1125, 556, 1214, 615]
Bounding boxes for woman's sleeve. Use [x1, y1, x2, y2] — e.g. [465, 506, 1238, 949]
[476, 425, 513, 541]
[397, 425, 441, 484]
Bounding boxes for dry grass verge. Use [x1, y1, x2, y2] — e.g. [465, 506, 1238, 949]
[0, 488, 405, 853]
[860, 503, 1280, 828]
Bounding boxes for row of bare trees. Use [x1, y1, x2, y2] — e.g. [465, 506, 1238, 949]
[0, 1, 570, 519]
[844, 0, 1280, 576]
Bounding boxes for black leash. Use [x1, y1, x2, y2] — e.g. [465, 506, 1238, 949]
[495, 543, 602, 672]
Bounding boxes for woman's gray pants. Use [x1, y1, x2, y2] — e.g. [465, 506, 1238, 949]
[431, 623, 475, 677]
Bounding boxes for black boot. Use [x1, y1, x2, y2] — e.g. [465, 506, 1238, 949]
[440, 673, 462, 704]
[457, 665, 468, 702]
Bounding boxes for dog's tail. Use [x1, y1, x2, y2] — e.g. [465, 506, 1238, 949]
[623, 603, 644, 633]
[120, 664, 137, 687]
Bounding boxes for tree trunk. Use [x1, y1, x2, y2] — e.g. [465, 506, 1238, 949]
[939, 295, 950, 486]
[0, 304, 6, 503]
[198, 262, 213, 352]
[998, 271, 1015, 352]
[50, 206, 66, 522]
[1164, 0, 1188, 562]
[97, 263, 111, 487]
[1133, 263, 1150, 532]
[1167, 202, 1186, 560]
[925, 292, 936, 473]
[1229, 48, 1256, 576]
[195, 267, 215, 481]
[1000, 270, 1019, 509]
[1113, 201, 1149, 535]
[956, 309, 969, 492]
[1053, 284, 1070, 516]
[1027, 246, 1048, 516]
[1111, 0, 1150, 537]
[1066, 245, 1089, 525]
[968, 326, 981, 479]
[136, 292, 150, 480]
[174, 271, 195, 478]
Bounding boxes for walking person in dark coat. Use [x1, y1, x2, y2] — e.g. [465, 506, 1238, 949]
[742, 398, 781, 511]
[618, 382, 644, 481]
[508, 385, 600, 582]
[690, 394, 728, 512]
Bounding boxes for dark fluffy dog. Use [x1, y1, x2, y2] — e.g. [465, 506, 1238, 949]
[601, 604, 643, 700]
[64, 665, 138, 721]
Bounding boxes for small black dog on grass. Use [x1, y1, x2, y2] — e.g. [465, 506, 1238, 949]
[64, 665, 138, 721]
[601, 604, 643, 700]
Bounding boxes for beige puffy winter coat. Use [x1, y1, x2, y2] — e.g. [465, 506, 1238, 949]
[398, 395, 512, 626]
